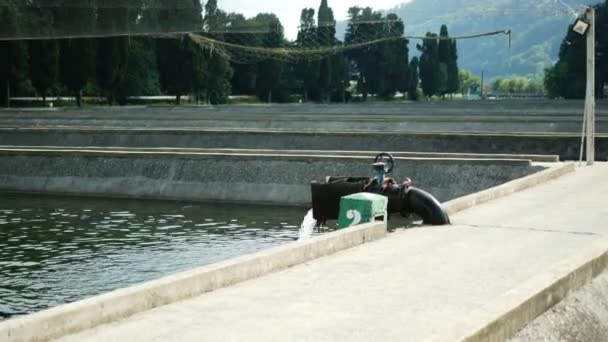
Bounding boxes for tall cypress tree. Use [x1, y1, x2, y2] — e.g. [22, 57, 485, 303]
[0, 0, 28, 107]
[57, 0, 96, 107]
[295, 8, 320, 102]
[317, 0, 336, 103]
[447, 39, 460, 97]
[96, 1, 131, 105]
[437, 25, 450, 97]
[27, 1, 59, 107]
[204, 0, 233, 105]
[408, 57, 420, 101]
[156, 0, 205, 104]
[253, 13, 286, 103]
[418, 33, 439, 98]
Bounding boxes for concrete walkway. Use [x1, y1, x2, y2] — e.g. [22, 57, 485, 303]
[57, 164, 608, 342]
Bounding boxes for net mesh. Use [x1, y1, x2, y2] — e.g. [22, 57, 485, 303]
[186, 31, 511, 64]
[1, 0, 580, 64]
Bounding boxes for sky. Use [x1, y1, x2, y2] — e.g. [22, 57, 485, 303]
[220, 0, 411, 39]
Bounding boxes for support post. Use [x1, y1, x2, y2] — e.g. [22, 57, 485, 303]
[480, 70, 485, 99]
[5, 79, 9, 108]
[585, 7, 596, 165]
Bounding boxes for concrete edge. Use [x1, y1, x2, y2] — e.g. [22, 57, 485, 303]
[0, 222, 387, 342]
[0, 148, 535, 166]
[0, 146, 561, 162]
[430, 237, 608, 342]
[443, 162, 575, 215]
[2, 126, 608, 138]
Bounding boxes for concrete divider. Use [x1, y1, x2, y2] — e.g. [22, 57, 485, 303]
[443, 162, 575, 215]
[433, 237, 608, 342]
[0, 146, 561, 162]
[0, 128, 606, 161]
[0, 150, 544, 204]
[0, 221, 387, 342]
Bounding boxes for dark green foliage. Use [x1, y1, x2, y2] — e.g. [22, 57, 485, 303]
[416, 25, 459, 99]
[251, 13, 289, 103]
[224, 13, 259, 96]
[418, 33, 439, 98]
[437, 25, 459, 97]
[0, 0, 29, 106]
[116, 38, 162, 100]
[56, 0, 96, 106]
[59, 39, 95, 107]
[408, 57, 420, 101]
[317, 0, 336, 102]
[155, 0, 205, 104]
[96, 36, 129, 105]
[203, 0, 233, 104]
[295, 8, 321, 101]
[345, 7, 409, 101]
[96, 0, 134, 104]
[27, 2, 59, 106]
[447, 40, 460, 94]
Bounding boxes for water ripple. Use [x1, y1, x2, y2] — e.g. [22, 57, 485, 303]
[0, 193, 305, 320]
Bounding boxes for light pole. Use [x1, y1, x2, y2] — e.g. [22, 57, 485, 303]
[573, 8, 595, 165]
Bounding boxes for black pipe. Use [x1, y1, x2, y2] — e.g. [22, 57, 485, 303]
[401, 187, 451, 225]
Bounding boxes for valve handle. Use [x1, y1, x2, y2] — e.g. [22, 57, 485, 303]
[373, 153, 394, 174]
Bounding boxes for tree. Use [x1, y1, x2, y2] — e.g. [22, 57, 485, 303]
[447, 39, 460, 96]
[115, 38, 162, 99]
[27, 2, 59, 107]
[295, 8, 320, 101]
[57, 0, 96, 107]
[155, 0, 205, 104]
[252, 14, 287, 103]
[203, 0, 233, 104]
[437, 25, 450, 96]
[345, 7, 381, 100]
[317, 0, 335, 102]
[408, 57, 420, 101]
[96, 0, 133, 105]
[0, 0, 28, 107]
[458, 69, 481, 95]
[225, 13, 257, 95]
[418, 33, 439, 98]
[377, 14, 409, 100]
[346, 7, 408, 101]
[437, 25, 458, 98]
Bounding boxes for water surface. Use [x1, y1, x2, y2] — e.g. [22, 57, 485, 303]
[0, 193, 305, 319]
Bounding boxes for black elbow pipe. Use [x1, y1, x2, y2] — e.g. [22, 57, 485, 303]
[401, 187, 451, 225]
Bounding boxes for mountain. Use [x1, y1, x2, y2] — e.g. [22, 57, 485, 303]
[338, 0, 593, 79]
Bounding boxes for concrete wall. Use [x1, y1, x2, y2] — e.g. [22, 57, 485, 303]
[1, 128, 606, 161]
[1, 101, 606, 133]
[512, 270, 608, 341]
[1, 101, 607, 133]
[1, 117, 606, 133]
[0, 151, 544, 204]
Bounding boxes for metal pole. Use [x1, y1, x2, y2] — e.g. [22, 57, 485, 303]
[585, 7, 596, 165]
[5, 79, 9, 108]
[480, 70, 485, 99]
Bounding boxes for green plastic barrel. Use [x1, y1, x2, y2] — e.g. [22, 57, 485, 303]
[338, 193, 388, 229]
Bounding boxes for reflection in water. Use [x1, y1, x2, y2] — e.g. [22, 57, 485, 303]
[0, 193, 305, 319]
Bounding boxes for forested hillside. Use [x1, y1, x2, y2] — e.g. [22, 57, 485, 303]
[398, 0, 593, 78]
[338, 0, 591, 78]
